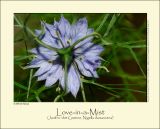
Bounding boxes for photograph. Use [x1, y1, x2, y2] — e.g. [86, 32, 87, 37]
[14, 13, 147, 102]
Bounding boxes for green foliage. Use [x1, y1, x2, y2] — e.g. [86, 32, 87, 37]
[14, 13, 147, 102]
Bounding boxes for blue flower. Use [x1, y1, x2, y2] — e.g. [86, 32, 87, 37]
[27, 16, 104, 97]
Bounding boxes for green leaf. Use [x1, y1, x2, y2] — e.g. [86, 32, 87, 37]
[14, 81, 34, 93]
[98, 66, 109, 73]
[103, 13, 120, 37]
[14, 55, 34, 62]
[81, 78, 120, 98]
[27, 69, 33, 99]
[96, 14, 109, 32]
[14, 81, 28, 91]
[80, 77, 86, 102]
[129, 48, 146, 78]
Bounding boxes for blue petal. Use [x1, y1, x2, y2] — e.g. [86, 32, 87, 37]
[29, 47, 58, 60]
[40, 22, 63, 48]
[35, 29, 41, 37]
[30, 57, 43, 65]
[34, 62, 52, 76]
[84, 56, 101, 70]
[75, 18, 88, 34]
[55, 16, 71, 47]
[87, 28, 94, 34]
[29, 47, 57, 55]
[41, 21, 57, 38]
[75, 59, 93, 77]
[74, 43, 103, 58]
[59, 65, 80, 97]
[75, 58, 98, 78]
[57, 16, 71, 37]
[74, 42, 93, 55]
[74, 28, 94, 48]
[67, 65, 80, 97]
[70, 18, 88, 43]
[37, 64, 60, 81]
[82, 60, 99, 78]
[84, 44, 104, 56]
[45, 65, 63, 87]
[26, 58, 45, 68]
[59, 70, 70, 93]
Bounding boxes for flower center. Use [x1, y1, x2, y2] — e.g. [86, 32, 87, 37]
[58, 47, 73, 67]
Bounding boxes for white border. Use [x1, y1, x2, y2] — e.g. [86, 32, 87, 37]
[1, 1, 159, 128]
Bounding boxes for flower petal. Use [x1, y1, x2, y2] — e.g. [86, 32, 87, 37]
[83, 59, 99, 77]
[30, 57, 43, 65]
[37, 64, 60, 81]
[59, 69, 70, 93]
[75, 59, 98, 78]
[45, 65, 63, 87]
[84, 44, 104, 56]
[34, 62, 52, 76]
[74, 42, 93, 55]
[74, 43, 103, 59]
[59, 65, 80, 97]
[85, 56, 101, 70]
[57, 16, 71, 37]
[75, 59, 92, 77]
[35, 29, 41, 37]
[75, 18, 88, 34]
[29, 47, 58, 60]
[40, 22, 63, 48]
[29, 47, 57, 55]
[74, 28, 94, 48]
[68, 65, 80, 97]
[26, 58, 45, 68]
[70, 18, 88, 44]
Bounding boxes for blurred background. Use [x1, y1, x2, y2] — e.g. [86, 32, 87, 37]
[14, 13, 147, 102]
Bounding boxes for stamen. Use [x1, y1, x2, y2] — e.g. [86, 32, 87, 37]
[56, 30, 65, 48]
[67, 39, 72, 45]
[48, 60, 53, 63]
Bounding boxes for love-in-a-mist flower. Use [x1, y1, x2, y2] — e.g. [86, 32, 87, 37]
[27, 16, 104, 97]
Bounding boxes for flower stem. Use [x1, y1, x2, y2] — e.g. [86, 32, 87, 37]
[14, 15, 23, 27]
[54, 95, 62, 102]
[80, 78, 86, 102]
[81, 78, 120, 98]
[54, 55, 69, 102]
[37, 86, 47, 94]
[98, 66, 110, 73]
[27, 69, 33, 100]
[64, 55, 68, 93]
[129, 48, 146, 79]
[54, 92, 66, 102]
[56, 31, 65, 48]
[35, 94, 41, 102]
